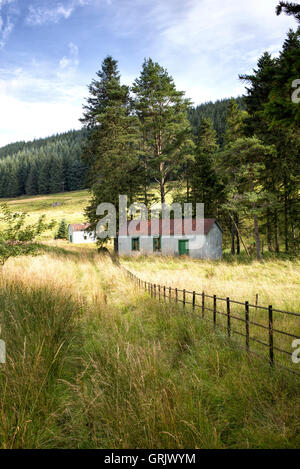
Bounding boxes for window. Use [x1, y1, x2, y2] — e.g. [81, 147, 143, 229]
[84, 234, 87, 240]
[131, 237, 140, 251]
[153, 236, 161, 252]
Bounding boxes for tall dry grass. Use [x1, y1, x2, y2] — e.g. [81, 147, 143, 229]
[0, 246, 299, 448]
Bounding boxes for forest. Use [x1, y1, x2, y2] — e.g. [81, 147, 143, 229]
[0, 130, 88, 197]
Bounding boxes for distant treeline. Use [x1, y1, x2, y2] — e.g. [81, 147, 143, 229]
[188, 97, 246, 145]
[0, 130, 88, 198]
[0, 99, 241, 198]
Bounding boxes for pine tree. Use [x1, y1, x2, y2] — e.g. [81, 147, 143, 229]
[220, 137, 276, 260]
[276, 2, 300, 23]
[132, 58, 194, 205]
[224, 99, 245, 145]
[54, 219, 68, 240]
[190, 118, 221, 217]
[81, 56, 142, 232]
[221, 100, 247, 254]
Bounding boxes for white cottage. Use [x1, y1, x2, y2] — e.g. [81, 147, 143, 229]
[117, 218, 222, 259]
[68, 223, 96, 244]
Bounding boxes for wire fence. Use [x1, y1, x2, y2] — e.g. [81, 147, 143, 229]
[122, 266, 300, 377]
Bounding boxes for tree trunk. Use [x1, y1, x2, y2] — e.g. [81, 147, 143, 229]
[186, 173, 190, 203]
[231, 219, 235, 255]
[254, 214, 261, 261]
[235, 213, 240, 255]
[267, 209, 273, 252]
[284, 188, 289, 252]
[274, 209, 279, 253]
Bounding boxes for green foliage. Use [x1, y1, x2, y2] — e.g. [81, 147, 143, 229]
[189, 118, 222, 216]
[0, 130, 88, 198]
[188, 97, 246, 145]
[0, 204, 55, 265]
[54, 219, 68, 240]
[132, 58, 194, 204]
[276, 1, 300, 23]
[81, 56, 142, 231]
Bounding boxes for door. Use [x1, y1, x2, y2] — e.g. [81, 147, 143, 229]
[178, 239, 189, 256]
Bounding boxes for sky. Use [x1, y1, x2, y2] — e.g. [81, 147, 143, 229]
[0, 0, 298, 147]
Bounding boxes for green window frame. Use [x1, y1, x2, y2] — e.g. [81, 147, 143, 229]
[153, 236, 161, 252]
[69, 234, 72, 243]
[131, 237, 140, 251]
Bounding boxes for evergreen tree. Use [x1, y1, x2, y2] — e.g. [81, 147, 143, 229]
[54, 219, 68, 240]
[276, 1, 300, 23]
[220, 137, 276, 260]
[224, 99, 246, 145]
[132, 58, 194, 204]
[190, 118, 221, 216]
[81, 56, 142, 232]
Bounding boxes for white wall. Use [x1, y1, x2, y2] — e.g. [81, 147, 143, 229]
[118, 224, 222, 259]
[69, 229, 96, 244]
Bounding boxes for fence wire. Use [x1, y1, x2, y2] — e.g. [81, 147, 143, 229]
[122, 266, 300, 377]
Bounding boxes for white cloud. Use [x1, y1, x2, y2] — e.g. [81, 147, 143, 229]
[0, 0, 16, 49]
[110, 0, 296, 104]
[0, 64, 85, 146]
[0, 94, 82, 146]
[25, 0, 93, 26]
[0, 15, 13, 48]
[26, 3, 74, 26]
[59, 42, 79, 70]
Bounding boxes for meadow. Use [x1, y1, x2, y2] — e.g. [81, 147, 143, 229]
[0, 189, 90, 239]
[0, 191, 299, 448]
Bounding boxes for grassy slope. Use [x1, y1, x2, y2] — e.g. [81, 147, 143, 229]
[0, 190, 90, 239]
[0, 245, 299, 449]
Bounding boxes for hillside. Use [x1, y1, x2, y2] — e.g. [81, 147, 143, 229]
[0, 190, 90, 239]
[188, 96, 245, 144]
[0, 129, 88, 199]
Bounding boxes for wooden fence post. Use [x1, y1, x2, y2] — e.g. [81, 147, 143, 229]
[213, 295, 217, 327]
[158, 284, 161, 302]
[183, 289, 186, 308]
[169, 287, 172, 303]
[245, 301, 249, 350]
[269, 305, 274, 366]
[164, 286, 166, 302]
[192, 291, 195, 312]
[202, 291, 205, 318]
[227, 297, 231, 338]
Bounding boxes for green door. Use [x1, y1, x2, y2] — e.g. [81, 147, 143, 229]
[178, 239, 189, 256]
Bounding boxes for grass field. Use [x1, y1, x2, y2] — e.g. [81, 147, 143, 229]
[0, 191, 299, 448]
[0, 244, 299, 448]
[0, 190, 90, 238]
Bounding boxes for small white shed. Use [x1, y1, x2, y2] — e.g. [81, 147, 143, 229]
[117, 218, 222, 260]
[68, 223, 96, 244]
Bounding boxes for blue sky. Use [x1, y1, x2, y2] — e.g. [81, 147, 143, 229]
[0, 0, 297, 146]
